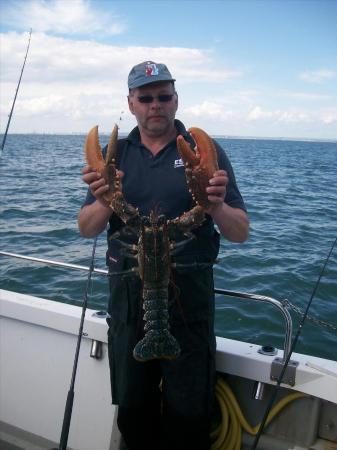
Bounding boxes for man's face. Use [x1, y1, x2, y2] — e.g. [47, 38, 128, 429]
[128, 82, 178, 138]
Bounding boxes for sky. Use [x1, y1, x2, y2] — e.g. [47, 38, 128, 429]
[0, 0, 336, 139]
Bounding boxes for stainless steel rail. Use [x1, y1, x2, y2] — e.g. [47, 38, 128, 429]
[0, 250, 293, 360]
[214, 288, 292, 361]
[0, 251, 107, 275]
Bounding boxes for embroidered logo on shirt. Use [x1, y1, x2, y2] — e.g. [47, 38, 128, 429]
[174, 158, 184, 168]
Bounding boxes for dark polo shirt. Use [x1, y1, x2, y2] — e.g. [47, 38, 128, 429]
[83, 119, 246, 264]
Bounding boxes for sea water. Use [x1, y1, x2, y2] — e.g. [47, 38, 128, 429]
[0, 134, 336, 361]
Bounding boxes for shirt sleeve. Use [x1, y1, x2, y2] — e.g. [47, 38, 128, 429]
[214, 140, 247, 212]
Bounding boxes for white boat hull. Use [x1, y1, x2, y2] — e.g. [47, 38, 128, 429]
[1, 289, 336, 449]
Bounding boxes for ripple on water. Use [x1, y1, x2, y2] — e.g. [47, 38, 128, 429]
[1, 135, 336, 361]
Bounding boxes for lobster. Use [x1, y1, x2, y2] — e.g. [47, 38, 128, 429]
[84, 124, 218, 361]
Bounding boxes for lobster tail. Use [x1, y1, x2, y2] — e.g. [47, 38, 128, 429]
[133, 330, 180, 362]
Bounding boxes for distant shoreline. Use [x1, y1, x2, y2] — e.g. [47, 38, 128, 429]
[1, 133, 336, 144]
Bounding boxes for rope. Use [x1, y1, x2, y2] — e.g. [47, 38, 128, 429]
[283, 299, 337, 332]
[211, 377, 306, 450]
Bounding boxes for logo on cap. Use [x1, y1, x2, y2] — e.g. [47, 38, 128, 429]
[145, 62, 159, 77]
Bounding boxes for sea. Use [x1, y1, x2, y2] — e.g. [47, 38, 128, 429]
[1, 133, 336, 362]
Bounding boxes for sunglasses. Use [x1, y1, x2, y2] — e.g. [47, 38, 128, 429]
[137, 94, 175, 104]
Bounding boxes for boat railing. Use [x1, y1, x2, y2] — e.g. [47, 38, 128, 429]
[0, 250, 293, 362]
[214, 288, 292, 362]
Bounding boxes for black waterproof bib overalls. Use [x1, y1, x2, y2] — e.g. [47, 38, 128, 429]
[82, 120, 246, 450]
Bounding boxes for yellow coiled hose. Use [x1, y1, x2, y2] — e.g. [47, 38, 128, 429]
[211, 377, 306, 450]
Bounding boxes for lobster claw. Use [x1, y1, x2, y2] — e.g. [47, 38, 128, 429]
[177, 127, 218, 209]
[84, 124, 119, 204]
[84, 124, 140, 228]
[84, 125, 105, 172]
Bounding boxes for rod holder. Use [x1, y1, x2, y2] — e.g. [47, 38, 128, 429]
[253, 381, 265, 400]
[90, 340, 103, 359]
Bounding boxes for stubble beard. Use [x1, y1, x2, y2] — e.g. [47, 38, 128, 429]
[142, 115, 175, 138]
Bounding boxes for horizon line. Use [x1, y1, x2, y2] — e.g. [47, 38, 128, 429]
[1, 132, 336, 144]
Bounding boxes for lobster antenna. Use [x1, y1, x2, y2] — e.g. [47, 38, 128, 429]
[1, 28, 32, 157]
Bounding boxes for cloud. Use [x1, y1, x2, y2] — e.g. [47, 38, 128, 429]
[0, 0, 126, 36]
[1, 32, 241, 85]
[0, 31, 241, 132]
[0, 27, 335, 138]
[280, 91, 330, 101]
[299, 69, 336, 84]
[321, 109, 337, 125]
[247, 105, 311, 123]
[246, 105, 337, 125]
[183, 101, 235, 120]
[247, 106, 275, 121]
[179, 101, 337, 139]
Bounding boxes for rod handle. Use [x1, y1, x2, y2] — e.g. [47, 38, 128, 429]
[59, 389, 74, 450]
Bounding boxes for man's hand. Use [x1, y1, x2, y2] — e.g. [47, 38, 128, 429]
[78, 166, 124, 238]
[205, 169, 228, 213]
[82, 166, 110, 207]
[204, 169, 249, 242]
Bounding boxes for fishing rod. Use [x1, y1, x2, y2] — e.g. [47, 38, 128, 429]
[49, 237, 99, 450]
[1, 28, 32, 156]
[251, 235, 337, 450]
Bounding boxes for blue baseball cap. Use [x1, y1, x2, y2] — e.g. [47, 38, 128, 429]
[128, 61, 176, 89]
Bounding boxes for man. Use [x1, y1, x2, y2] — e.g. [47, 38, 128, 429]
[78, 61, 249, 450]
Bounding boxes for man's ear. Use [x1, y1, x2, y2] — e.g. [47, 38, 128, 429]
[174, 92, 178, 110]
[128, 95, 135, 115]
